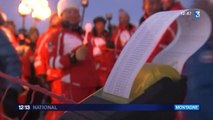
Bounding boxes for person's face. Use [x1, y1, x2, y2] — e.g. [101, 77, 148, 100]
[29, 32, 39, 43]
[119, 13, 129, 25]
[161, 0, 174, 10]
[95, 22, 105, 33]
[143, 0, 162, 16]
[61, 8, 81, 25]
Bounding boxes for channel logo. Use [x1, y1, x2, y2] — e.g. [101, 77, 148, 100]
[174, 104, 200, 111]
[194, 10, 201, 18]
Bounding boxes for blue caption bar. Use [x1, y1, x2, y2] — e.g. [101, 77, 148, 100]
[17, 104, 200, 111]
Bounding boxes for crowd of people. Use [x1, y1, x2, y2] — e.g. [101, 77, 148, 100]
[1, 0, 184, 119]
[0, 0, 213, 120]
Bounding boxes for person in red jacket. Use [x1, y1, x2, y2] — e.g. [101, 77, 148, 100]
[90, 16, 115, 88]
[34, 13, 61, 93]
[46, 0, 98, 119]
[139, 0, 179, 62]
[148, 0, 183, 62]
[16, 36, 34, 82]
[139, 0, 162, 25]
[161, 0, 183, 11]
[112, 9, 136, 59]
[34, 13, 63, 120]
[52, 0, 98, 102]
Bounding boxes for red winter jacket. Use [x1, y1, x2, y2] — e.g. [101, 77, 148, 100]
[147, 21, 177, 62]
[47, 28, 98, 88]
[20, 46, 34, 81]
[34, 27, 62, 81]
[112, 24, 136, 58]
[89, 32, 115, 87]
[147, 2, 182, 62]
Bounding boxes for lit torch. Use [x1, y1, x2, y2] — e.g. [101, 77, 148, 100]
[18, 0, 31, 29]
[32, 7, 51, 21]
[31, 0, 51, 26]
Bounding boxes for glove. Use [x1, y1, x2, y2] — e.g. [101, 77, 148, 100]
[75, 45, 87, 61]
[106, 40, 115, 49]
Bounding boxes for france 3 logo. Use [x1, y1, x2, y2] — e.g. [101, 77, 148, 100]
[18, 105, 31, 111]
[194, 9, 201, 19]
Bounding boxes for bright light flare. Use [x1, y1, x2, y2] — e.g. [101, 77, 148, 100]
[18, 0, 51, 20]
[32, 6, 51, 20]
[25, 0, 48, 10]
[18, 1, 31, 16]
